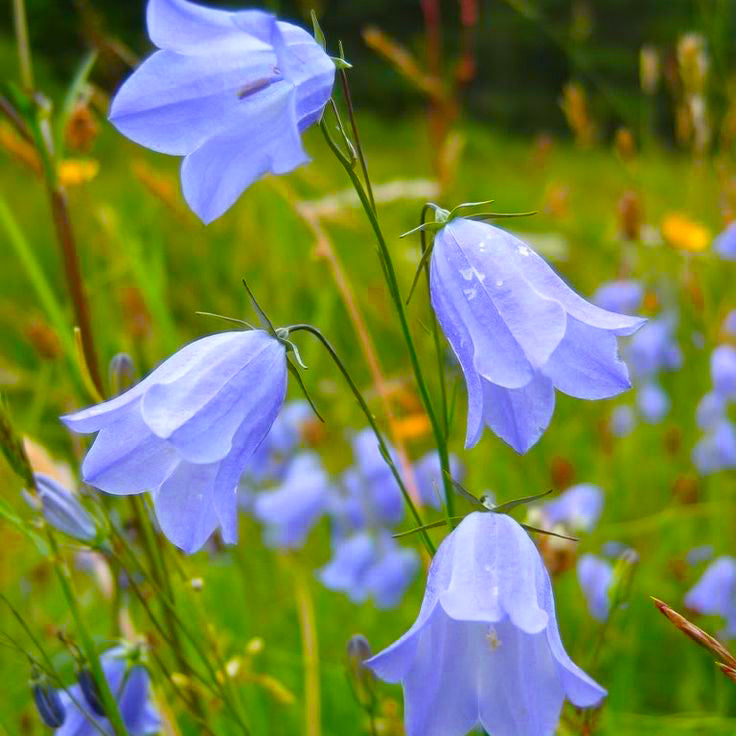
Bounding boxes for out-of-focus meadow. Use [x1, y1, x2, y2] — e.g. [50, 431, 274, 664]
[1, 0, 736, 734]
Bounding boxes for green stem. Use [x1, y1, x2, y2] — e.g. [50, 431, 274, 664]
[12, 0, 34, 90]
[320, 115, 455, 519]
[46, 531, 128, 736]
[288, 323, 435, 555]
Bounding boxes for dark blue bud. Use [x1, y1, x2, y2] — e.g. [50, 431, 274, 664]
[32, 682, 66, 728]
[78, 668, 106, 717]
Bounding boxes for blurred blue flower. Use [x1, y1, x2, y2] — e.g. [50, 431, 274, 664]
[610, 405, 637, 438]
[31, 474, 97, 542]
[714, 223, 736, 260]
[109, 0, 335, 223]
[696, 392, 726, 431]
[412, 451, 463, 509]
[538, 483, 604, 533]
[625, 315, 682, 381]
[685, 556, 736, 637]
[252, 452, 332, 548]
[692, 420, 736, 475]
[365, 512, 606, 736]
[592, 280, 644, 316]
[724, 310, 736, 337]
[429, 219, 643, 454]
[577, 554, 613, 622]
[636, 381, 670, 423]
[56, 648, 159, 735]
[685, 545, 715, 567]
[63, 330, 287, 553]
[318, 530, 418, 609]
[711, 345, 736, 401]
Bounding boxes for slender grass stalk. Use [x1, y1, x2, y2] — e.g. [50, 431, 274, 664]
[12, 0, 34, 91]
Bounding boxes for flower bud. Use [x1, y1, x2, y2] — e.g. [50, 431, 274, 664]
[32, 681, 66, 728]
[346, 634, 375, 704]
[32, 474, 97, 542]
[109, 352, 136, 396]
[77, 667, 106, 716]
[609, 549, 639, 610]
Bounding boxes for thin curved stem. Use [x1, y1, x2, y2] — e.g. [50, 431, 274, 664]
[288, 323, 435, 555]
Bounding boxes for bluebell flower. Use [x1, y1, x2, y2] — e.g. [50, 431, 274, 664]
[610, 405, 637, 438]
[576, 554, 613, 622]
[62, 330, 287, 553]
[636, 381, 670, 423]
[692, 419, 736, 475]
[109, 0, 335, 223]
[31, 474, 97, 542]
[252, 452, 332, 548]
[56, 648, 160, 735]
[724, 310, 736, 337]
[429, 219, 643, 453]
[592, 280, 644, 316]
[714, 223, 736, 260]
[366, 512, 606, 736]
[318, 531, 418, 609]
[711, 345, 736, 401]
[537, 483, 604, 533]
[685, 556, 736, 637]
[625, 315, 682, 381]
[696, 392, 726, 431]
[412, 451, 463, 509]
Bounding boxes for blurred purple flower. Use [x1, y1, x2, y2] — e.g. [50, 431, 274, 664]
[724, 310, 736, 337]
[610, 405, 637, 438]
[56, 648, 159, 736]
[636, 381, 670, 423]
[625, 315, 682, 381]
[711, 345, 736, 401]
[592, 280, 644, 316]
[366, 512, 606, 736]
[538, 483, 604, 533]
[109, 0, 335, 223]
[63, 330, 287, 553]
[714, 223, 736, 260]
[576, 554, 613, 622]
[685, 545, 715, 567]
[412, 451, 464, 509]
[692, 420, 736, 475]
[252, 452, 332, 548]
[685, 556, 736, 637]
[429, 219, 643, 454]
[696, 392, 726, 431]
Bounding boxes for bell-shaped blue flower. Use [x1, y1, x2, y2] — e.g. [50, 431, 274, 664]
[576, 554, 613, 622]
[536, 483, 604, 533]
[685, 545, 714, 567]
[625, 315, 682, 380]
[636, 381, 670, 423]
[724, 310, 736, 337]
[609, 404, 636, 438]
[711, 345, 736, 401]
[429, 219, 643, 453]
[714, 223, 736, 260]
[412, 451, 464, 509]
[252, 452, 332, 548]
[692, 419, 736, 475]
[592, 280, 644, 316]
[696, 392, 726, 431]
[109, 0, 335, 223]
[56, 648, 160, 736]
[366, 512, 605, 736]
[685, 556, 736, 637]
[62, 330, 287, 553]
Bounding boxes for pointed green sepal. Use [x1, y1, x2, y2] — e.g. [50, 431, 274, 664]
[448, 199, 496, 218]
[468, 210, 537, 221]
[393, 516, 466, 539]
[443, 473, 490, 510]
[310, 10, 327, 50]
[520, 523, 579, 542]
[405, 237, 438, 305]
[286, 359, 324, 423]
[195, 311, 255, 330]
[491, 488, 554, 515]
[241, 278, 276, 334]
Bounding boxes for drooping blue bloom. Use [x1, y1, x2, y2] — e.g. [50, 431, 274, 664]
[429, 219, 643, 453]
[610, 404, 637, 438]
[109, 0, 335, 223]
[714, 223, 736, 260]
[318, 530, 419, 609]
[537, 483, 604, 533]
[696, 392, 726, 431]
[252, 452, 332, 548]
[56, 648, 160, 736]
[62, 330, 287, 553]
[31, 474, 97, 542]
[724, 310, 736, 337]
[692, 419, 736, 475]
[685, 545, 715, 567]
[625, 315, 683, 381]
[592, 280, 644, 316]
[366, 512, 606, 736]
[711, 344, 736, 401]
[636, 381, 670, 423]
[33, 682, 66, 728]
[601, 540, 629, 558]
[684, 556, 736, 637]
[576, 554, 613, 622]
[412, 451, 464, 509]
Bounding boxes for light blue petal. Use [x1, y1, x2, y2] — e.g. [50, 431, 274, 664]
[577, 554, 613, 622]
[685, 557, 736, 617]
[480, 372, 555, 454]
[181, 81, 307, 223]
